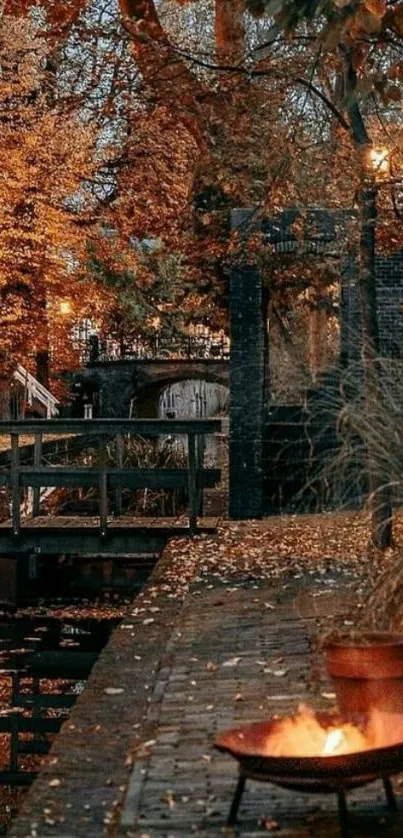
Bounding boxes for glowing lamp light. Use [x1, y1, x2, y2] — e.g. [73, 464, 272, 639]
[369, 145, 390, 178]
[59, 300, 72, 315]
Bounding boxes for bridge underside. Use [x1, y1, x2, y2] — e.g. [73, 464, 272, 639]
[0, 516, 219, 556]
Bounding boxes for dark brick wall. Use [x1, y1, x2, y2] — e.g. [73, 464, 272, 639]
[340, 250, 403, 362]
[376, 250, 403, 357]
[229, 262, 265, 519]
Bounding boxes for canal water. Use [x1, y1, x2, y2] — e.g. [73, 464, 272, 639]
[0, 557, 156, 834]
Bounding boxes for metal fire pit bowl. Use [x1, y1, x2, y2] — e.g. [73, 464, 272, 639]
[214, 713, 403, 837]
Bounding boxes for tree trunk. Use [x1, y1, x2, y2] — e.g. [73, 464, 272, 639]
[358, 184, 393, 548]
[35, 350, 50, 388]
[0, 378, 10, 420]
[215, 0, 245, 62]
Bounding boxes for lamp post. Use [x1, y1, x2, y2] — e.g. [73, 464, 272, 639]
[357, 145, 392, 547]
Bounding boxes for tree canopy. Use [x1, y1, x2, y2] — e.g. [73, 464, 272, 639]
[0, 0, 402, 390]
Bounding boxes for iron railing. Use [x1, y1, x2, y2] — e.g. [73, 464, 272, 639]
[82, 334, 230, 363]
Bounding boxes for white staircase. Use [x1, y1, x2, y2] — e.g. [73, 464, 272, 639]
[13, 364, 59, 418]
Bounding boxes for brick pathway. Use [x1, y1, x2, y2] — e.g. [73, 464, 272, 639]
[119, 576, 403, 838]
[8, 549, 403, 838]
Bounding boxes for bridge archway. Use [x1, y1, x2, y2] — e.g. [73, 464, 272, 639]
[74, 358, 228, 419]
[135, 378, 229, 420]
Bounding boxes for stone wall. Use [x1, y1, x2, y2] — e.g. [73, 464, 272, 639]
[229, 260, 266, 519]
[74, 359, 228, 418]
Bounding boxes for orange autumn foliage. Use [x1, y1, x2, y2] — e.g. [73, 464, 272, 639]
[0, 16, 106, 385]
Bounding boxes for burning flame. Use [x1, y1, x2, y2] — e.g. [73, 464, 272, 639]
[322, 728, 345, 756]
[261, 706, 370, 758]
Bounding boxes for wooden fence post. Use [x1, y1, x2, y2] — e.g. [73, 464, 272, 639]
[115, 434, 123, 516]
[99, 437, 108, 536]
[196, 434, 205, 516]
[9, 712, 19, 772]
[188, 433, 197, 533]
[10, 434, 20, 536]
[32, 433, 42, 517]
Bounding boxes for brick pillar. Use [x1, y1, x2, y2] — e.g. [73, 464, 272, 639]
[229, 261, 266, 519]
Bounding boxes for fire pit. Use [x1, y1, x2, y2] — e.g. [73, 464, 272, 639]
[214, 707, 403, 837]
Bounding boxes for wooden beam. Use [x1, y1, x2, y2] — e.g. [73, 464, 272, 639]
[20, 649, 98, 678]
[0, 716, 64, 734]
[99, 437, 108, 536]
[11, 670, 77, 710]
[13, 693, 76, 709]
[0, 525, 215, 555]
[115, 433, 124, 515]
[188, 433, 197, 533]
[10, 434, 20, 537]
[32, 433, 42, 517]
[0, 771, 36, 787]
[0, 467, 221, 489]
[196, 434, 205, 516]
[0, 418, 222, 436]
[17, 741, 51, 756]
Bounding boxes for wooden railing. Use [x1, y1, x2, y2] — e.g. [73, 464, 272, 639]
[0, 418, 222, 535]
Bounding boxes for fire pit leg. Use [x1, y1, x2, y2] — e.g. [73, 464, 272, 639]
[227, 773, 246, 826]
[383, 777, 397, 812]
[337, 789, 350, 838]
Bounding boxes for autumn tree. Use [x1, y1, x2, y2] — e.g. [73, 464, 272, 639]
[3, 0, 350, 338]
[4, 0, 403, 545]
[0, 1, 144, 400]
[242, 0, 403, 546]
[0, 15, 99, 389]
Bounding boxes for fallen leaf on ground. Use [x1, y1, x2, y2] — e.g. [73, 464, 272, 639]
[161, 790, 175, 809]
[222, 657, 241, 668]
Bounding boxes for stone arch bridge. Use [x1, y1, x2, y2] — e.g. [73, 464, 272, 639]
[74, 358, 229, 417]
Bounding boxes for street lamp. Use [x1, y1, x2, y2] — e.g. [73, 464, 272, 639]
[59, 299, 72, 315]
[368, 145, 390, 181]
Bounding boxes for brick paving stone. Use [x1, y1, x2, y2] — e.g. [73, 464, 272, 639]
[8, 547, 403, 838]
[119, 578, 403, 838]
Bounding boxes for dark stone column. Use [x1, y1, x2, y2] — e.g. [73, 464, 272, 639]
[98, 365, 135, 417]
[0, 557, 18, 604]
[229, 262, 266, 519]
[340, 250, 360, 367]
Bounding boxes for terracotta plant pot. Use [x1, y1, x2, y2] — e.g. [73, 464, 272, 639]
[324, 631, 403, 714]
